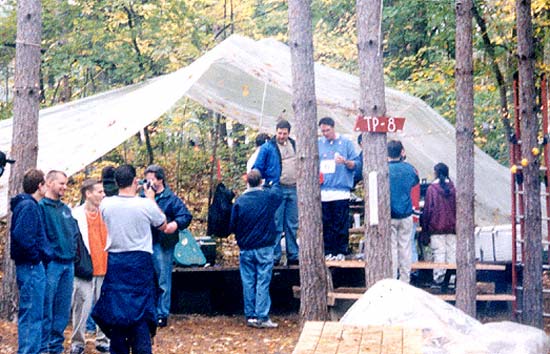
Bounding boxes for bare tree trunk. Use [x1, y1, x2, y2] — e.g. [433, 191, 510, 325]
[516, 0, 543, 328]
[357, 0, 392, 288]
[288, 0, 328, 322]
[455, 0, 477, 317]
[144, 126, 154, 165]
[0, 0, 42, 320]
[472, 0, 513, 140]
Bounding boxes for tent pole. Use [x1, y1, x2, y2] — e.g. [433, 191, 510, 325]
[176, 99, 188, 193]
[208, 112, 221, 207]
[259, 81, 268, 131]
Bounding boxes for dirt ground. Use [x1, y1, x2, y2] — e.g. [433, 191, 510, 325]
[0, 314, 301, 354]
[1, 308, 547, 354]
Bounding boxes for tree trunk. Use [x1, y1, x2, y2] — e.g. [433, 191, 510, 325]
[357, 0, 392, 288]
[516, 0, 543, 328]
[455, 0, 477, 317]
[0, 0, 42, 320]
[288, 0, 328, 322]
[472, 1, 513, 141]
[144, 126, 154, 165]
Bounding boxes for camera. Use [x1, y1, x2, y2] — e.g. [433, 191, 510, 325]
[138, 179, 157, 192]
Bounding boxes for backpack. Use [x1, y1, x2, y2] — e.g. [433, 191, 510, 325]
[173, 229, 206, 267]
[206, 183, 235, 238]
[74, 230, 93, 280]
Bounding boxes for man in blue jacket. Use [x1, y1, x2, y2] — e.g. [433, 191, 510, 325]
[144, 164, 192, 328]
[39, 170, 80, 354]
[388, 140, 419, 283]
[10, 168, 50, 354]
[253, 120, 299, 266]
[230, 169, 282, 328]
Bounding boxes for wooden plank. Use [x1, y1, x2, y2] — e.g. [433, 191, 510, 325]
[402, 327, 423, 354]
[359, 326, 383, 354]
[338, 325, 363, 354]
[437, 294, 516, 302]
[294, 322, 424, 354]
[380, 326, 403, 354]
[316, 321, 343, 354]
[328, 291, 362, 301]
[327, 289, 515, 303]
[326, 260, 366, 268]
[293, 322, 325, 354]
[325, 260, 506, 271]
[412, 261, 506, 271]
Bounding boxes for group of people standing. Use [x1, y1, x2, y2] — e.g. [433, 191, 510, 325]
[232, 116, 457, 329]
[11, 163, 191, 354]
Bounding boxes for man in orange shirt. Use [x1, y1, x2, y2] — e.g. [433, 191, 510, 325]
[70, 179, 109, 354]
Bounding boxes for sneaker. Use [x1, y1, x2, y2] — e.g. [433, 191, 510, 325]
[257, 319, 278, 328]
[70, 347, 84, 354]
[335, 254, 345, 261]
[95, 345, 110, 353]
[246, 318, 259, 327]
[325, 254, 333, 261]
[157, 317, 168, 328]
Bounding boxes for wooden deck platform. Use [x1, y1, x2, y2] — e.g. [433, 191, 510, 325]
[293, 321, 423, 354]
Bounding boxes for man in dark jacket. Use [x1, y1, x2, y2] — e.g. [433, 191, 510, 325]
[144, 164, 192, 328]
[230, 169, 282, 328]
[253, 120, 299, 266]
[10, 168, 50, 354]
[39, 170, 80, 354]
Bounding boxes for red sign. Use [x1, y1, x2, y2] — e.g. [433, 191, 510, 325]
[354, 115, 406, 133]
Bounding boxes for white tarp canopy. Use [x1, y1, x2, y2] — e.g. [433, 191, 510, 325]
[0, 34, 511, 225]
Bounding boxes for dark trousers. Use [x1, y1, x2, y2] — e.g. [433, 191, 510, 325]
[109, 320, 152, 354]
[322, 199, 350, 255]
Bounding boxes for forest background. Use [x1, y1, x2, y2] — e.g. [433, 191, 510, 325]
[0, 0, 549, 236]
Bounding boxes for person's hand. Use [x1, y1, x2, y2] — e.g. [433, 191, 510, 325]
[334, 152, 346, 164]
[165, 221, 178, 234]
[144, 184, 156, 200]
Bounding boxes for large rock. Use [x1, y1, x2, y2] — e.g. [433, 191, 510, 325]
[339, 279, 549, 354]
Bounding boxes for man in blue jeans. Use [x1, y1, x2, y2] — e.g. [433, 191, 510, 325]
[10, 168, 51, 354]
[39, 170, 79, 354]
[143, 164, 192, 328]
[253, 120, 299, 266]
[230, 169, 282, 328]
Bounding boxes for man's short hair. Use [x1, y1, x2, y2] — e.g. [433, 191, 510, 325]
[255, 133, 270, 147]
[387, 140, 404, 159]
[318, 117, 335, 127]
[276, 120, 291, 132]
[80, 178, 100, 201]
[115, 164, 136, 188]
[23, 169, 44, 194]
[101, 165, 116, 180]
[144, 164, 165, 181]
[247, 169, 262, 188]
[45, 170, 67, 182]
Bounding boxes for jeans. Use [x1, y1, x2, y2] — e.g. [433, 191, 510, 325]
[273, 185, 299, 262]
[40, 261, 74, 354]
[16, 262, 46, 354]
[239, 246, 274, 321]
[391, 216, 413, 283]
[321, 199, 350, 255]
[71, 276, 109, 350]
[109, 319, 152, 354]
[152, 242, 174, 319]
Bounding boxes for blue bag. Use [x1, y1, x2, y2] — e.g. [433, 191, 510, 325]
[173, 229, 206, 267]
